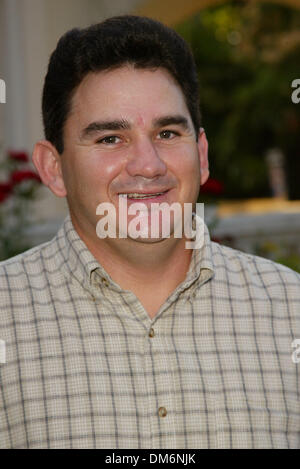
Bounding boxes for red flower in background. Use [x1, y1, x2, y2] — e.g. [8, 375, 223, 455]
[8, 150, 29, 163]
[10, 170, 41, 186]
[0, 182, 13, 203]
[201, 177, 224, 195]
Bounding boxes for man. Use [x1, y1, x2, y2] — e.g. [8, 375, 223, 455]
[0, 16, 299, 449]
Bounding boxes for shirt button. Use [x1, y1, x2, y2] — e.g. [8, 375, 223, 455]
[158, 407, 167, 418]
[149, 328, 155, 338]
[101, 277, 108, 286]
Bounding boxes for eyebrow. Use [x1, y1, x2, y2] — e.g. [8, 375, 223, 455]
[80, 119, 131, 139]
[80, 114, 191, 140]
[152, 115, 190, 130]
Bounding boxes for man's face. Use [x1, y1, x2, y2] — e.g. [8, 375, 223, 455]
[59, 65, 208, 243]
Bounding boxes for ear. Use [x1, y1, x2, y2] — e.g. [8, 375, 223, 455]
[32, 140, 67, 198]
[197, 127, 209, 185]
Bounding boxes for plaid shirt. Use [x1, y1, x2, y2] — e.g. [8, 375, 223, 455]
[0, 214, 299, 449]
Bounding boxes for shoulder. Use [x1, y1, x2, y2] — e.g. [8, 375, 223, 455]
[0, 237, 62, 301]
[211, 241, 300, 297]
[0, 234, 69, 354]
[0, 239, 52, 273]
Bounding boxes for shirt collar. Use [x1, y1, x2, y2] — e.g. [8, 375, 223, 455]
[169, 214, 215, 297]
[54, 214, 105, 290]
[54, 213, 215, 293]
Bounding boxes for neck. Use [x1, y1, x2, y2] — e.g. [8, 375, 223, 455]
[71, 213, 193, 317]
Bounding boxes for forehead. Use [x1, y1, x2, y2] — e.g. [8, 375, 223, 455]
[69, 65, 190, 126]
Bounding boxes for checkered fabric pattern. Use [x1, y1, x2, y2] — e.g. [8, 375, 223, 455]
[0, 214, 299, 448]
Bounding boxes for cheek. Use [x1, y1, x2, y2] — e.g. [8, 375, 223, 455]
[167, 147, 200, 178]
[90, 152, 126, 193]
[72, 151, 125, 195]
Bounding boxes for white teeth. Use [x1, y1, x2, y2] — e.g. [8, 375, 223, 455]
[119, 192, 165, 199]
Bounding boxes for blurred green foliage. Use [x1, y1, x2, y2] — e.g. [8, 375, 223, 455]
[176, 1, 300, 199]
[253, 239, 300, 273]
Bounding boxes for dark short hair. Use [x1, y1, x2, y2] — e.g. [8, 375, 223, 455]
[42, 15, 201, 154]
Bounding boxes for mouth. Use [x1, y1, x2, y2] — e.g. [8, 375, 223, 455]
[118, 190, 170, 200]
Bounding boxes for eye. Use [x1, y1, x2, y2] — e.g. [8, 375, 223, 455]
[97, 135, 122, 145]
[158, 130, 179, 140]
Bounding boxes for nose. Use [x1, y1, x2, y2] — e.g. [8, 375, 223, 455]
[126, 137, 167, 178]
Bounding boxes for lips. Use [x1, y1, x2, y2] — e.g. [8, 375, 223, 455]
[118, 190, 169, 200]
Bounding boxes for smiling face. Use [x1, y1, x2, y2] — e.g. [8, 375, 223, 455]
[47, 65, 209, 245]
